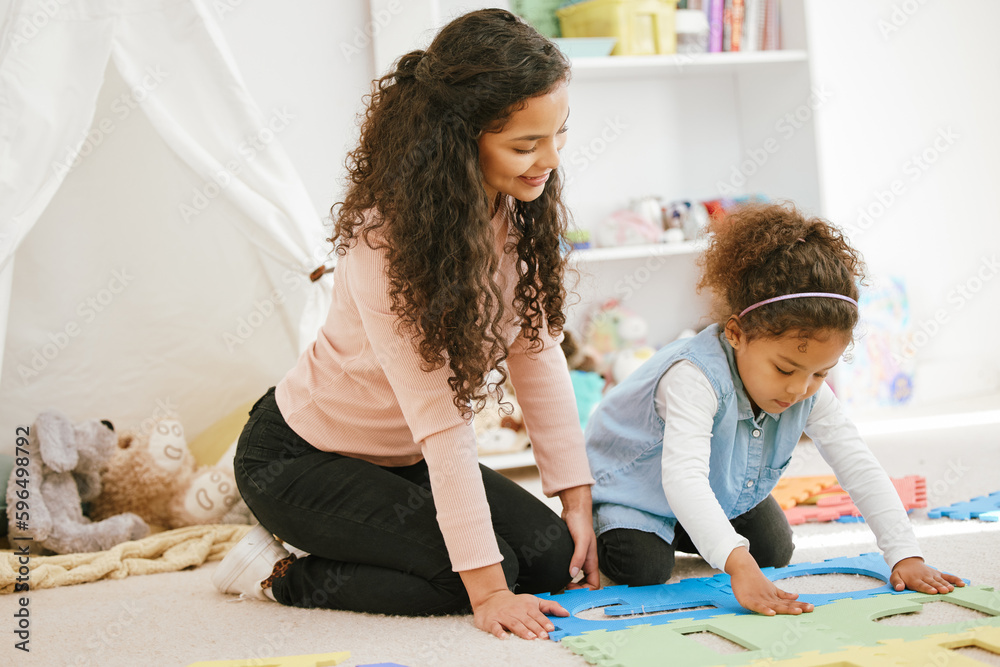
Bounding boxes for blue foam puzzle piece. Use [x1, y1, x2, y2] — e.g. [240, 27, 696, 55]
[834, 508, 912, 523]
[537, 552, 967, 641]
[928, 491, 1000, 520]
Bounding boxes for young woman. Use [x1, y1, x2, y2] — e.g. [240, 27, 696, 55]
[213, 9, 598, 641]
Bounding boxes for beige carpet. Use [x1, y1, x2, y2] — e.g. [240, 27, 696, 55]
[9, 418, 1000, 667]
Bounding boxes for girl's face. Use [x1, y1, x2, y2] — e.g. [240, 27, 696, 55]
[478, 82, 569, 205]
[724, 321, 850, 415]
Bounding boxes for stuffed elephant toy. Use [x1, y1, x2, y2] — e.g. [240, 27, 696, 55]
[6, 409, 149, 554]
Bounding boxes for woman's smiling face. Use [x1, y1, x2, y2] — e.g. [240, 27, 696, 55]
[477, 82, 569, 204]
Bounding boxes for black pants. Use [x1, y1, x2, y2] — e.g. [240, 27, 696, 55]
[234, 388, 575, 615]
[596, 494, 794, 586]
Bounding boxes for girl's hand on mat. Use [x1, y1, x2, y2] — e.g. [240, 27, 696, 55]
[559, 485, 601, 590]
[891, 557, 964, 594]
[726, 547, 814, 616]
[473, 590, 567, 640]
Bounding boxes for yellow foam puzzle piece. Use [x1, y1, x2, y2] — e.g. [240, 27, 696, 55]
[765, 625, 1000, 666]
[771, 475, 839, 509]
[186, 650, 350, 667]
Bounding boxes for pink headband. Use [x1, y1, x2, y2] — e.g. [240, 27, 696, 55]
[739, 292, 859, 318]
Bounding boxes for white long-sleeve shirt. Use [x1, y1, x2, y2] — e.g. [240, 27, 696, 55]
[656, 360, 922, 571]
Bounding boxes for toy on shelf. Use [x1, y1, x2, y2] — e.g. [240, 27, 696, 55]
[662, 199, 710, 242]
[5, 409, 149, 554]
[928, 491, 1000, 521]
[593, 207, 663, 248]
[701, 194, 769, 221]
[582, 299, 655, 387]
[562, 328, 605, 430]
[474, 370, 530, 457]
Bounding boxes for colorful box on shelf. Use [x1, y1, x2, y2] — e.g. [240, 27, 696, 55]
[557, 0, 677, 56]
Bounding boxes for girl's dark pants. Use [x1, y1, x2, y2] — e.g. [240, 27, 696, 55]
[234, 387, 575, 615]
[597, 495, 795, 586]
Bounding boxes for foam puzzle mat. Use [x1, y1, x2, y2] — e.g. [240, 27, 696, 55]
[537, 553, 941, 640]
[559, 586, 1000, 667]
[929, 491, 1000, 521]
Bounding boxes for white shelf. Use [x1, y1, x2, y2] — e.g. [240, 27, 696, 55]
[569, 50, 808, 80]
[479, 448, 536, 471]
[569, 240, 704, 263]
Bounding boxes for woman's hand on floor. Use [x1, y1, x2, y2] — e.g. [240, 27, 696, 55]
[461, 563, 567, 640]
[559, 484, 601, 590]
[726, 547, 814, 616]
[891, 556, 964, 594]
[472, 589, 568, 640]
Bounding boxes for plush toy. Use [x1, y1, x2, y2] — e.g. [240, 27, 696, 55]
[5, 410, 149, 554]
[474, 371, 530, 456]
[582, 299, 651, 379]
[560, 328, 601, 374]
[88, 417, 239, 530]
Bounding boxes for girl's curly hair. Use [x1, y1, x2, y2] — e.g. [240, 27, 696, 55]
[697, 202, 866, 341]
[330, 9, 571, 418]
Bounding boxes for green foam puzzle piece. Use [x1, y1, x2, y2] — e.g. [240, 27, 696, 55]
[560, 586, 1000, 667]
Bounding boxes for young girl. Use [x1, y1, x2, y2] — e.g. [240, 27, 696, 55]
[212, 9, 598, 640]
[585, 202, 964, 616]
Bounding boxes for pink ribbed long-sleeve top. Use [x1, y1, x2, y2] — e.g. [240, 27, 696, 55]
[275, 202, 595, 571]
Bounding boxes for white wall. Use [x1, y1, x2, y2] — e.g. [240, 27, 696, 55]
[214, 1, 1000, 407]
[806, 0, 1000, 406]
[213, 0, 375, 221]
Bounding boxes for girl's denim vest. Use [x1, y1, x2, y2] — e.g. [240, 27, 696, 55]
[585, 324, 816, 544]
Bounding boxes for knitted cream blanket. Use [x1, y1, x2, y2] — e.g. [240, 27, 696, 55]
[0, 524, 250, 594]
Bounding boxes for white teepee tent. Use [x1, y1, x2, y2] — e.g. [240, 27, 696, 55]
[0, 0, 331, 441]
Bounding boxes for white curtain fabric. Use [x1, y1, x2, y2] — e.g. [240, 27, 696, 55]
[0, 0, 331, 438]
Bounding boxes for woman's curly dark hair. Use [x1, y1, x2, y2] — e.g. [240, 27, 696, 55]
[330, 9, 572, 418]
[697, 201, 867, 341]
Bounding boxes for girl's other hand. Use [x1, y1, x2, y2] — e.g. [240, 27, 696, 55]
[890, 556, 964, 594]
